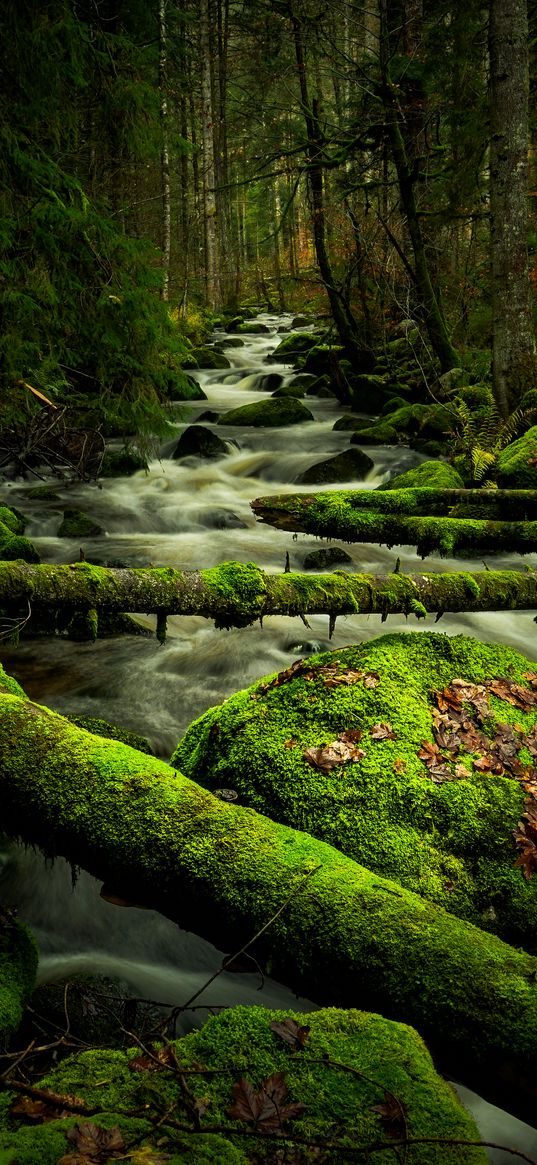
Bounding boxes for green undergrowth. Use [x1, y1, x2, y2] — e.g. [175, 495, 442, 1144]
[0, 913, 37, 1045]
[0, 1007, 486, 1163]
[173, 632, 537, 950]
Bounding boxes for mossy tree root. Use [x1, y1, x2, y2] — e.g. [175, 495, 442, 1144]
[2, 679, 537, 1122]
[0, 561, 536, 639]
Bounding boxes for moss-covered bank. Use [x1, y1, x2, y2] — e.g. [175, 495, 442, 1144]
[0, 913, 37, 1045]
[173, 632, 537, 951]
[0, 1007, 486, 1163]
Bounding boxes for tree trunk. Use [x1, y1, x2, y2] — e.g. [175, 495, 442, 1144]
[251, 488, 537, 558]
[0, 560, 536, 636]
[158, 0, 171, 302]
[378, 1, 459, 372]
[200, 0, 220, 309]
[1, 682, 537, 1121]
[290, 12, 365, 368]
[489, 0, 536, 415]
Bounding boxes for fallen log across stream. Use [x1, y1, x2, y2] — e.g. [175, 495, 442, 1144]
[1, 669, 537, 1124]
[0, 560, 536, 638]
[251, 488, 537, 557]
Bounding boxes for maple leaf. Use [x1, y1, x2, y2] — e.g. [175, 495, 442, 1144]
[270, 1017, 311, 1051]
[417, 740, 442, 764]
[370, 722, 396, 741]
[338, 728, 363, 744]
[303, 738, 365, 773]
[228, 1073, 306, 1133]
[58, 1122, 125, 1165]
[371, 1093, 407, 1138]
[488, 678, 537, 710]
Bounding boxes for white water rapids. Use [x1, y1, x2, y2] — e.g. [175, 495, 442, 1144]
[1, 313, 536, 1161]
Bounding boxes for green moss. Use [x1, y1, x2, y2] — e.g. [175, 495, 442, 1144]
[497, 425, 537, 488]
[0, 518, 40, 563]
[0, 508, 25, 535]
[0, 914, 38, 1044]
[256, 487, 537, 556]
[202, 562, 266, 628]
[173, 631, 537, 950]
[57, 509, 104, 539]
[379, 460, 465, 491]
[65, 715, 152, 754]
[217, 399, 314, 427]
[349, 422, 398, 444]
[0, 1007, 486, 1163]
[100, 449, 149, 478]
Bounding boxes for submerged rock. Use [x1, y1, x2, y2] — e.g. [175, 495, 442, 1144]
[173, 631, 537, 952]
[0, 1005, 486, 1163]
[302, 545, 353, 569]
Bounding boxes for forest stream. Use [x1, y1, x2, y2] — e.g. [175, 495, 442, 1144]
[1, 315, 537, 1162]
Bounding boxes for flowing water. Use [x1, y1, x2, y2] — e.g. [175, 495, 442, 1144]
[1, 313, 536, 1161]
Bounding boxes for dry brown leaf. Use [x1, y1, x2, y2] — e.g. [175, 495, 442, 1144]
[270, 1017, 311, 1050]
[370, 722, 397, 741]
[393, 758, 406, 773]
[228, 1072, 306, 1133]
[303, 739, 365, 773]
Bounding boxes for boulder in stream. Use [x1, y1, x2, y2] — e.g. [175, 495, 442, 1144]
[298, 447, 375, 484]
[173, 424, 229, 461]
[302, 545, 353, 569]
[217, 398, 314, 427]
[0, 1005, 486, 1162]
[57, 508, 104, 538]
[173, 630, 537, 954]
[497, 424, 537, 488]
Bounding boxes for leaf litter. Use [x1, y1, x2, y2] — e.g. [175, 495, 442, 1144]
[417, 675, 537, 877]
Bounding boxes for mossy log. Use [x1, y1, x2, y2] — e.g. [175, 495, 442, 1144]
[0, 561, 536, 639]
[2, 675, 537, 1121]
[251, 488, 537, 558]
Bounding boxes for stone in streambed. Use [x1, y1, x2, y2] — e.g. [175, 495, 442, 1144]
[302, 545, 353, 569]
[57, 508, 104, 538]
[217, 398, 314, 427]
[172, 630, 537, 955]
[173, 425, 230, 460]
[378, 459, 465, 491]
[298, 447, 374, 484]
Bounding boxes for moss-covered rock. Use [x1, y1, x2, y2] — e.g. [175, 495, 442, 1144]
[0, 1006, 486, 1163]
[386, 403, 454, 442]
[165, 372, 207, 401]
[236, 321, 270, 334]
[349, 422, 398, 445]
[189, 347, 231, 369]
[271, 381, 306, 398]
[0, 912, 37, 1045]
[100, 449, 149, 478]
[333, 414, 370, 431]
[0, 520, 40, 563]
[57, 509, 105, 538]
[378, 460, 466, 491]
[217, 399, 314, 427]
[266, 331, 320, 363]
[173, 631, 537, 951]
[298, 448, 375, 484]
[496, 425, 537, 488]
[172, 425, 229, 461]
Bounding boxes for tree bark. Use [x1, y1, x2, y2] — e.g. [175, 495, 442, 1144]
[0, 560, 536, 634]
[200, 0, 220, 309]
[251, 489, 537, 558]
[1, 682, 537, 1121]
[158, 0, 171, 302]
[489, 0, 537, 414]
